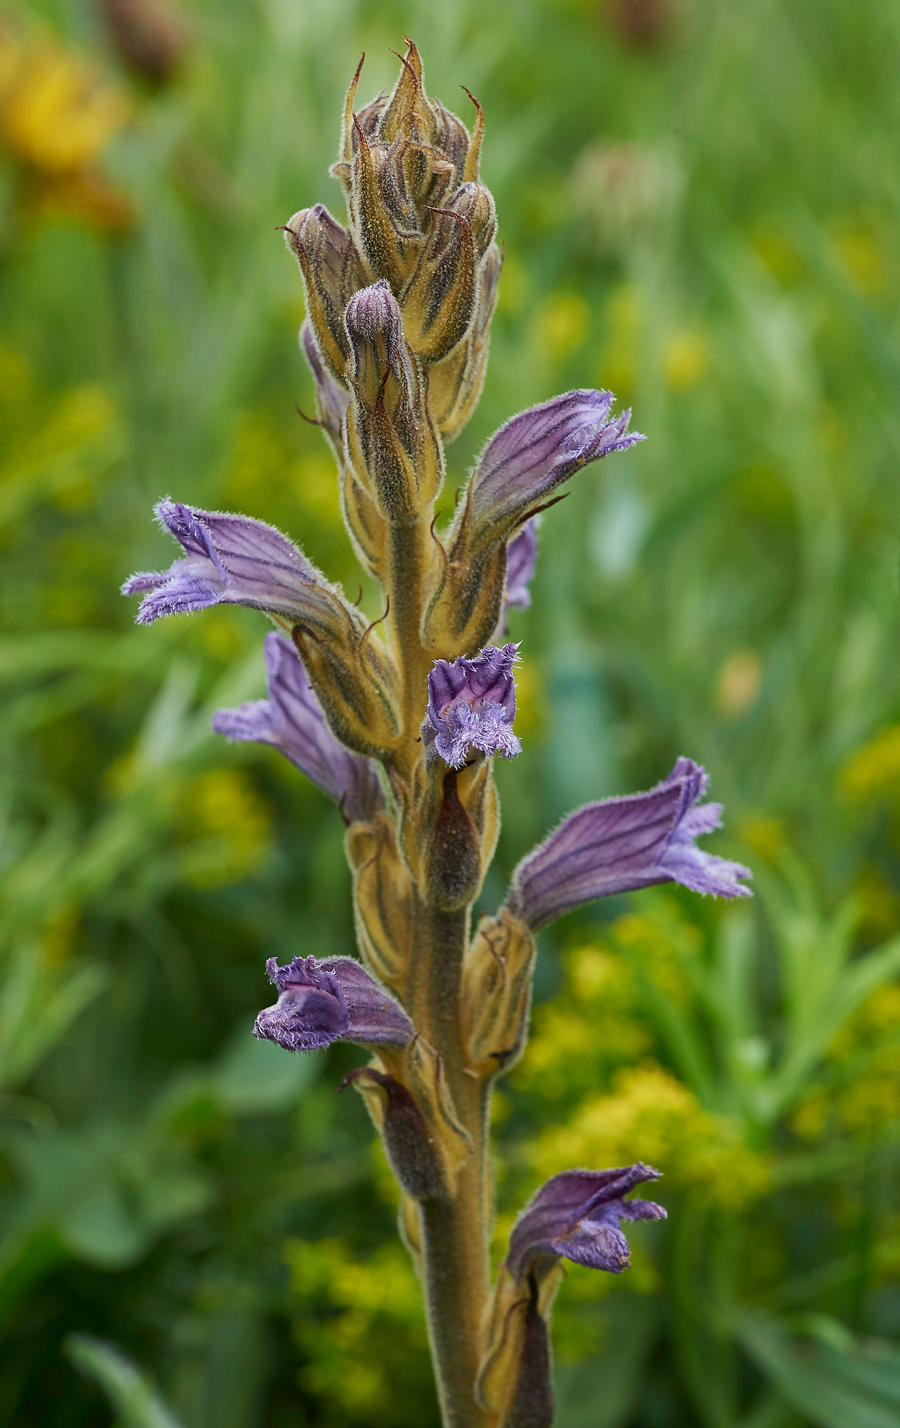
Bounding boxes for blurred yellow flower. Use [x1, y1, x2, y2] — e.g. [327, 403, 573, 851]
[832, 220, 885, 296]
[716, 649, 762, 717]
[178, 768, 273, 888]
[738, 812, 784, 863]
[662, 330, 709, 390]
[510, 655, 546, 741]
[531, 1062, 770, 1207]
[537, 291, 589, 363]
[0, 27, 131, 230]
[839, 725, 900, 802]
[598, 283, 642, 398]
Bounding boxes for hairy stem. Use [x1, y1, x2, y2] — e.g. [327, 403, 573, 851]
[410, 899, 491, 1428]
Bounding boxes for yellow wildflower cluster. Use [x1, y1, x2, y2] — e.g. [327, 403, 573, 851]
[0, 26, 130, 230]
[286, 1237, 432, 1423]
[839, 724, 900, 802]
[177, 769, 273, 888]
[793, 982, 900, 1141]
[530, 1061, 769, 1209]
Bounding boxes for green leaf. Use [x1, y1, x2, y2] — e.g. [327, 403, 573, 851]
[65, 1334, 185, 1428]
[740, 1312, 900, 1428]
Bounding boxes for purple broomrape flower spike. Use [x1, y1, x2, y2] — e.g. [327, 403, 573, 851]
[507, 1164, 666, 1280]
[505, 519, 539, 615]
[425, 643, 522, 769]
[508, 757, 751, 930]
[254, 954, 413, 1052]
[212, 633, 384, 825]
[470, 389, 645, 539]
[121, 500, 332, 626]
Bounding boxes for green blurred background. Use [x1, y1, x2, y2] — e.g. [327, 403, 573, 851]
[2, 0, 900, 1423]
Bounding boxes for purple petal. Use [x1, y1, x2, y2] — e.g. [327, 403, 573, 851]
[504, 520, 539, 614]
[213, 633, 384, 824]
[507, 758, 751, 930]
[122, 501, 334, 627]
[425, 643, 522, 770]
[253, 954, 412, 1052]
[469, 389, 645, 537]
[507, 1164, 665, 1281]
[300, 320, 349, 448]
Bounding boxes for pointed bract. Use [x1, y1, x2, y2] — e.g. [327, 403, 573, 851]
[212, 633, 384, 825]
[425, 643, 521, 768]
[507, 1164, 666, 1281]
[507, 757, 751, 930]
[253, 954, 413, 1052]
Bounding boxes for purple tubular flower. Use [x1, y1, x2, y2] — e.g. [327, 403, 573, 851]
[507, 1164, 666, 1280]
[508, 757, 751, 931]
[212, 633, 384, 824]
[300, 320, 349, 451]
[121, 500, 332, 626]
[253, 954, 413, 1052]
[470, 389, 645, 538]
[504, 519, 538, 615]
[426, 643, 522, 769]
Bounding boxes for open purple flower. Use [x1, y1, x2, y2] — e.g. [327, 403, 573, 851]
[254, 955, 413, 1052]
[507, 757, 751, 930]
[122, 500, 336, 627]
[507, 1164, 666, 1281]
[468, 389, 644, 546]
[504, 519, 538, 616]
[425, 643, 521, 769]
[213, 632, 384, 825]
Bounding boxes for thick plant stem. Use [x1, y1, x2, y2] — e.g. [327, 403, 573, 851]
[410, 899, 492, 1428]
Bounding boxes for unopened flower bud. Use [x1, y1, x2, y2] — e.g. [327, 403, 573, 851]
[285, 204, 368, 380]
[343, 1065, 449, 1199]
[344, 280, 443, 521]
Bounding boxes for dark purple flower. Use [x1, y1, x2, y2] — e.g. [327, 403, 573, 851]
[254, 955, 413, 1052]
[469, 389, 644, 543]
[122, 500, 335, 626]
[212, 633, 384, 824]
[426, 643, 521, 769]
[504, 519, 538, 615]
[507, 1164, 666, 1281]
[507, 757, 751, 930]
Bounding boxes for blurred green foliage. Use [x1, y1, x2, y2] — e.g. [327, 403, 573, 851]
[1, 0, 900, 1423]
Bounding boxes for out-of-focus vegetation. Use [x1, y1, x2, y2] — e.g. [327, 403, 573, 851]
[1, 0, 900, 1423]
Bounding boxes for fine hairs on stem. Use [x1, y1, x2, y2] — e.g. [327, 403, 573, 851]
[123, 42, 750, 1427]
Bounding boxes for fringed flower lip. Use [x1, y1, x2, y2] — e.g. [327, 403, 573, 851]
[121, 500, 341, 628]
[425, 642, 521, 769]
[506, 1164, 667, 1281]
[253, 955, 413, 1053]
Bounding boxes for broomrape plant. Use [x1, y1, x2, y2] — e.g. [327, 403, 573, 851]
[123, 45, 750, 1428]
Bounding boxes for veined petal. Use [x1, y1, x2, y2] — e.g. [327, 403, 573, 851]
[212, 633, 384, 824]
[467, 389, 644, 547]
[504, 519, 538, 614]
[506, 1164, 666, 1282]
[507, 757, 751, 930]
[122, 500, 341, 629]
[253, 954, 413, 1052]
